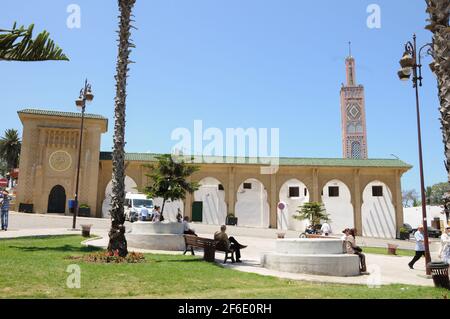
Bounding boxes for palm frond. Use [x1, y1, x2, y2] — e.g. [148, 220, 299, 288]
[0, 22, 69, 61]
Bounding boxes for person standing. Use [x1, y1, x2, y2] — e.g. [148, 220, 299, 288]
[214, 225, 246, 263]
[321, 221, 332, 236]
[152, 206, 161, 222]
[439, 227, 450, 264]
[408, 225, 425, 269]
[176, 211, 183, 223]
[139, 206, 149, 221]
[0, 190, 11, 231]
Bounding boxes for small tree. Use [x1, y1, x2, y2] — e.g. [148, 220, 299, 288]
[143, 154, 199, 221]
[293, 202, 330, 228]
[402, 189, 419, 207]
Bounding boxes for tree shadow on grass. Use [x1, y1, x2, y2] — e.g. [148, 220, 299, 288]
[8, 245, 103, 253]
[152, 258, 203, 263]
[152, 257, 230, 269]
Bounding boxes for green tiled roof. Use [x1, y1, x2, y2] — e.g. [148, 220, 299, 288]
[18, 108, 108, 121]
[99, 152, 412, 169]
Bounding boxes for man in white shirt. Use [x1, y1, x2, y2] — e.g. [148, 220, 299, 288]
[182, 216, 197, 236]
[140, 206, 149, 221]
[408, 225, 425, 269]
[321, 222, 332, 236]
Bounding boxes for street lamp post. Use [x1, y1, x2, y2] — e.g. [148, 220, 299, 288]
[72, 79, 94, 230]
[398, 34, 433, 275]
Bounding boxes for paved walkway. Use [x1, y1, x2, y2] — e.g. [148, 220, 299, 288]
[2, 212, 443, 287]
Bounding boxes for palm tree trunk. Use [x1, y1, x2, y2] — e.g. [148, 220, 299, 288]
[108, 0, 136, 257]
[426, 0, 450, 212]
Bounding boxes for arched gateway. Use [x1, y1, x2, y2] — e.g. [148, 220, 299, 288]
[47, 185, 66, 214]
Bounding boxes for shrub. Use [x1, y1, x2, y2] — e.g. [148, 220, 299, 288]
[67, 251, 145, 264]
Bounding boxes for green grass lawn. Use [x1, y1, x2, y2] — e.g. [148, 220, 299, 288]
[0, 235, 446, 299]
[362, 246, 416, 257]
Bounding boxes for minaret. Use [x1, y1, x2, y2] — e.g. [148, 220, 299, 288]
[340, 43, 368, 159]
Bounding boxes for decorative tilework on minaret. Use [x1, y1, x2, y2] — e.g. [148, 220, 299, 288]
[340, 44, 368, 159]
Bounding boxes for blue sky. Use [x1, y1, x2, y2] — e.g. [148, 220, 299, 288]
[0, 0, 445, 192]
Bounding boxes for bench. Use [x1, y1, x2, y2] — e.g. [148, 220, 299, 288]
[183, 235, 235, 263]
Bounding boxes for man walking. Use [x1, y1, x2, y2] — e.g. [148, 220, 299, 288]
[0, 190, 11, 231]
[408, 225, 425, 269]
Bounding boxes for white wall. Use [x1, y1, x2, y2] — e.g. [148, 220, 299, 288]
[403, 205, 446, 228]
[321, 179, 354, 234]
[235, 178, 270, 228]
[278, 179, 309, 231]
[362, 181, 396, 239]
[153, 198, 184, 222]
[194, 177, 227, 225]
[102, 176, 138, 218]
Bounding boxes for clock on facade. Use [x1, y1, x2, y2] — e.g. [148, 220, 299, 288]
[49, 150, 72, 172]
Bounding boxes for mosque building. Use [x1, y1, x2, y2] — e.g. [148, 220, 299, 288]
[15, 53, 411, 239]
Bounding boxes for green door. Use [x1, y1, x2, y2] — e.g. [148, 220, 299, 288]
[192, 201, 203, 222]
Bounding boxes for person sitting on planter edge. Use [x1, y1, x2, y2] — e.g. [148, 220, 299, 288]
[214, 225, 247, 263]
[343, 228, 367, 273]
[183, 216, 197, 236]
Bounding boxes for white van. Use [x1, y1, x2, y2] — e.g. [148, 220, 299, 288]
[124, 193, 154, 222]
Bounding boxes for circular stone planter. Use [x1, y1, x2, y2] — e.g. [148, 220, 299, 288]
[262, 238, 360, 277]
[126, 221, 186, 251]
[276, 238, 346, 255]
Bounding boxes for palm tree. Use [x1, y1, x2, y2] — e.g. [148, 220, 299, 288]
[293, 202, 330, 228]
[425, 1, 450, 180]
[108, 0, 136, 258]
[0, 22, 68, 61]
[0, 129, 21, 172]
[143, 154, 199, 221]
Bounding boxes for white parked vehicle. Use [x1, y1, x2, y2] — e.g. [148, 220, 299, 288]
[124, 193, 154, 222]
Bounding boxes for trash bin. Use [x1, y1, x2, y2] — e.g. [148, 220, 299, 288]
[427, 262, 450, 290]
[81, 224, 92, 237]
[68, 199, 77, 215]
[387, 243, 399, 255]
[203, 243, 216, 262]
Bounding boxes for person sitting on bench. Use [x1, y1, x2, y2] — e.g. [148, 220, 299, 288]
[183, 216, 197, 236]
[214, 225, 246, 263]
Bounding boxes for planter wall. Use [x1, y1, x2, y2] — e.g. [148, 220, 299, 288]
[226, 216, 238, 226]
[78, 207, 91, 217]
[18, 203, 33, 213]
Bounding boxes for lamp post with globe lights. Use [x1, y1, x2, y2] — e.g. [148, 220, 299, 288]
[398, 34, 433, 275]
[72, 79, 94, 230]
